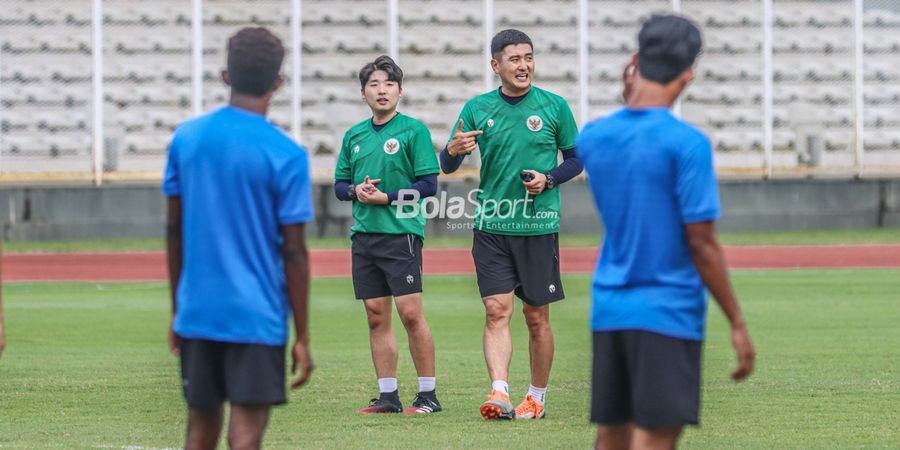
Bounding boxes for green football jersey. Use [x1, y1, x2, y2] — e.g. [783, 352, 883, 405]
[335, 113, 440, 238]
[450, 86, 578, 235]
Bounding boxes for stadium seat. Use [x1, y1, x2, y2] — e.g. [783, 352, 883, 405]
[303, 57, 359, 80]
[588, 59, 629, 83]
[688, 83, 761, 106]
[535, 81, 577, 102]
[588, 32, 633, 55]
[864, 32, 900, 55]
[122, 133, 170, 155]
[822, 129, 853, 152]
[586, 83, 626, 106]
[706, 30, 761, 55]
[686, 2, 760, 29]
[702, 61, 762, 83]
[305, 0, 384, 27]
[33, 110, 89, 133]
[864, 130, 900, 151]
[397, 0, 481, 26]
[3, 134, 47, 155]
[588, 1, 649, 29]
[402, 55, 481, 81]
[331, 26, 386, 54]
[496, 0, 577, 27]
[538, 54, 577, 81]
[710, 130, 764, 153]
[50, 2, 92, 25]
[44, 133, 92, 156]
[773, 29, 853, 55]
[527, 27, 577, 55]
[864, 85, 900, 106]
[773, 129, 796, 152]
[864, 8, 900, 28]
[400, 30, 442, 54]
[866, 106, 900, 129]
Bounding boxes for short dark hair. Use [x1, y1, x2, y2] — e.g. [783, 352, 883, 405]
[637, 15, 702, 84]
[226, 27, 285, 97]
[358, 55, 403, 89]
[490, 29, 533, 59]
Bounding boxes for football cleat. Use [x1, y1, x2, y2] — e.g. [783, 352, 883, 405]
[357, 391, 403, 414]
[514, 394, 546, 420]
[480, 389, 515, 420]
[403, 390, 443, 414]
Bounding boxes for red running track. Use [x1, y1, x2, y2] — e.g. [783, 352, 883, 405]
[2, 245, 899, 282]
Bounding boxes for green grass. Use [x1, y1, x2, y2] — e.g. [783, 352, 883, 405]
[1, 270, 898, 448]
[4, 227, 900, 253]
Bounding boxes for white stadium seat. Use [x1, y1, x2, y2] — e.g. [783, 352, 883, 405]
[2, 0, 899, 178]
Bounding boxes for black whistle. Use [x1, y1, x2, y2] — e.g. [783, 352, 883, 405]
[520, 171, 534, 182]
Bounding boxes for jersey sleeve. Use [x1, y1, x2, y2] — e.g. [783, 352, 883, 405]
[161, 133, 181, 196]
[555, 97, 578, 151]
[278, 146, 315, 225]
[412, 124, 440, 177]
[676, 135, 721, 224]
[334, 131, 352, 181]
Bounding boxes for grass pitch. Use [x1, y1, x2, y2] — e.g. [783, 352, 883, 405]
[1, 270, 898, 449]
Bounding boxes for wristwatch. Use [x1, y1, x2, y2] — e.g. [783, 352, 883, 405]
[544, 173, 556, 190]
[347, 184, 357, 200]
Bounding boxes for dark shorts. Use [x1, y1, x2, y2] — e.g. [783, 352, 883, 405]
[472, 230, 564, 306]
[179, 338, 286, 411]
[591, 330, 702, 427]
[351, 232, 423, 300]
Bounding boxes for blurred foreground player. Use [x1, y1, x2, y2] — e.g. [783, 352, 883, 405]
[163, 27, 314, 450]
[577, 15, 755, 450]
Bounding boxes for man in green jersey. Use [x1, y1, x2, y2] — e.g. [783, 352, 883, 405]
[334, 55, 443, 414]
[440, 29, 584, 420]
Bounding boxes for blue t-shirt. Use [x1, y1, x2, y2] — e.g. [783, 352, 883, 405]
[162, 106, 314, 346]
[576, 108, 720, 341]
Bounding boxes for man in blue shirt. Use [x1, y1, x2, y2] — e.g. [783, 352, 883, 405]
[577, 15, 755, 450]
[163, 27, 314, 450]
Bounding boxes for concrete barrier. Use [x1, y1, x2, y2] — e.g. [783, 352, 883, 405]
[2, 178, 899, 240]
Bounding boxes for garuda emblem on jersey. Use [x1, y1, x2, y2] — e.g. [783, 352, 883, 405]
[384, 138, 400, 155]
[527, 115, 543, 132]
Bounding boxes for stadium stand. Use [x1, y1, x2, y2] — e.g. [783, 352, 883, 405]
[1, 0, 899, 177]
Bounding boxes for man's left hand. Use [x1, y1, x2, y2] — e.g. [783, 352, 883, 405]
[290, 339, 315, 389]
[522, 170, 547, 195]
[358, 186, 389, 205]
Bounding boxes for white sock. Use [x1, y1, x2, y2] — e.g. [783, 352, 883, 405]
[491, 380, 509, 395]
[418, 376, 436, 393]
[377, 377, 398, 393]
[528, 385, 547, 404]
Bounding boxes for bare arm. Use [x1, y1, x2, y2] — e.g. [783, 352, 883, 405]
[165, 197, 183, 354]
[0, 241, 5, 360]
[685, 220, 755, 381]
[282, 223, 314, 389]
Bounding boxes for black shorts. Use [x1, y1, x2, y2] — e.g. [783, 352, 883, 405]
[179, 338, 286, 411]
[351, 232, 423, 300]
[591, 331, 702, 427]
[472, 230, 564, 306]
